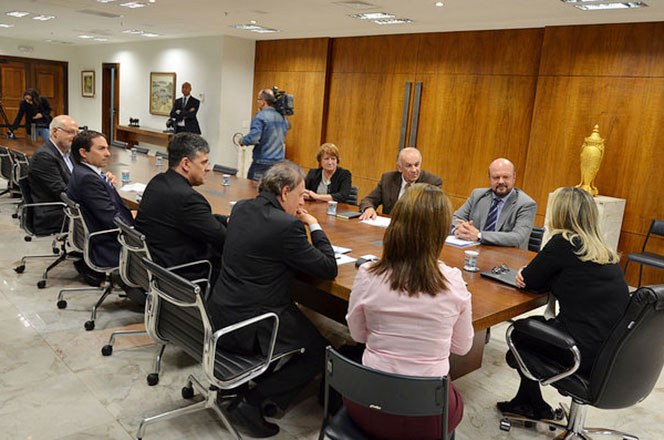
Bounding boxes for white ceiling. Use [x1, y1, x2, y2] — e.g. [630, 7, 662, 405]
[0, 0, 662, 45]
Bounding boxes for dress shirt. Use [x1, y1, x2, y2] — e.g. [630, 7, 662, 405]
[56, 146, 74, 172]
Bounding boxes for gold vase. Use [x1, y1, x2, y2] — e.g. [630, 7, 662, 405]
[576, 124, 605, 196]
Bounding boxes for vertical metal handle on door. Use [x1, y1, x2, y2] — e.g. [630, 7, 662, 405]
[399, 82, 412, 150]
[409, 82, 423, 148]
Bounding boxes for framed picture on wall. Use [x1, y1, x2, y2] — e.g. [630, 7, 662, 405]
[81, 70, 95, 98]
[150, 72, 176, 116]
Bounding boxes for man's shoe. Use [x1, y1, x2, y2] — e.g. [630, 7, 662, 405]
[497, 400, 535, 419]
[224, 398, 279, 438]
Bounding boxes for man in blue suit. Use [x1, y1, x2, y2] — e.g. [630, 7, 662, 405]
[66, 130, 134, 269]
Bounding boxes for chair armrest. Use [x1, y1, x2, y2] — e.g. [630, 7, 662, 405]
[88, 227, 120, 240]
[20, 201, 66, 211]
[85, 228, 121, 272]
[506, 319, 581, 386]
[168, 259, 212, 283]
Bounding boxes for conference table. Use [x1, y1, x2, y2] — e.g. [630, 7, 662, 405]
[5, 138, 548, 378]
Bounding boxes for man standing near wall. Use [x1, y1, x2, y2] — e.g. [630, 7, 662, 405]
[239, 88, 289, 181]
[169, 82, 201, 134]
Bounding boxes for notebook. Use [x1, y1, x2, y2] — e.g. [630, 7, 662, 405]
[336, 211, 361, 219]
[480, 267, 519, 288]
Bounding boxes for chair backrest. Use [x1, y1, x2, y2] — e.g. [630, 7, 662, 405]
[642, 219, 664, 251]
[9, 150, 30, 183]
[17, 174, 36, 234]
[528, 226, 545, 252]
[60, 192, 89, 254]
[134, 146, 150, 155]
[155, 151, 168, 159]
[213, 163, 239, 176]
[115, 217, 151, 291]
[0, 145, 14, 182]
[323, 347, 449, 435]
[346, 185, 359, 206]
[588, 285, 664, 409]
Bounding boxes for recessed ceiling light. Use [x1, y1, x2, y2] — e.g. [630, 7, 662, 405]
[120, 1, 147, 8]
[97, 0, 117, 3]
[93, 37, 108, 41]
[435, 1, 444, 6]
[373, 18, 413, 25]
[334, 1, 377, 10]
[249, 20, 257, 24]
[142, 32, 159, 37]
[0, 23, 15, 28]
[561, 0, 647, 9]
[350, 12, 395, 20]
[123, 29, 144, 34]
[231, 24, 279, 33]
[78, 35, 95, 39]
[33, 15, 56, 21]
[6, 11, 30, 18]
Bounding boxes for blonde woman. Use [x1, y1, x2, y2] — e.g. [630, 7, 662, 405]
[498, 187, 629, 420]
[346, 183, 474, 439]
[303, 143, 352, 203]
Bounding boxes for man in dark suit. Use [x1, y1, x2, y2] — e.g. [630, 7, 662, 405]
[359, 147, 442, 220]
[66, 130, 134, 268]
[136, 132, 226, 283]
[28, 115, 78, 234]
[169, 82, 201, 134]
[207, 161, 337, 438]
[453, 157, 536, 249]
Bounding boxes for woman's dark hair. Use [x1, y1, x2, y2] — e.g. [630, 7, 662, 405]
[23, 88, 41, 109]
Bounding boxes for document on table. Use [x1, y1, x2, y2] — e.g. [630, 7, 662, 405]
[335, 254, 357, 266]
[332, 245, 352, 254]
[119, 182, 147, 194]
[360, 216, 391, 228]
[445, 235, 480, 248]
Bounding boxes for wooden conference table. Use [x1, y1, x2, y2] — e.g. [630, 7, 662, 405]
[5, 139, 547, 378]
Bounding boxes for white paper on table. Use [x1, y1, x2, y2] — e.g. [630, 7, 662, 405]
[335, 254, 357, 266]
[445, 235, 480, 248]
[332, 245, 352, 254]
[360, 216, 391, 228]
[119, 182, 147, 194]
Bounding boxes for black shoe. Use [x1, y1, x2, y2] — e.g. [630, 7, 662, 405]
[497, 401, 535, 418]
[224, 398, 279, 438]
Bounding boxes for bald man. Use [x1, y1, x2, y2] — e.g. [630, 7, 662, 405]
[359, 147, 442, 220]
[169, 82, 201, 134]
[453, 158, 536, 249]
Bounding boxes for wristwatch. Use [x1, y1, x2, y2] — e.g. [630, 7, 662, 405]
[477, 232, 482, 242]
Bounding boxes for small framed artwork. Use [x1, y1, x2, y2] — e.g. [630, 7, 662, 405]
[150, 72, 176, 116]
[81, 70, 95, 98]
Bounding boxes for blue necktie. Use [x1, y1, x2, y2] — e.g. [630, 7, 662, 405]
[484, 198, 500, 231]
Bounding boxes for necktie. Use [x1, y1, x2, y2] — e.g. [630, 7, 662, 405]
[183, 96, 188, 109]
[484, 198, 500, 231]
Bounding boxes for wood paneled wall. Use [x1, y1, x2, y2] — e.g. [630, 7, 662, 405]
[253, 22, 664, 286]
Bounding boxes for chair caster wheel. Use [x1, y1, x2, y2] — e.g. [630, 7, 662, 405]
[14, 265, 25, 273]
[57, 300, 67, 309]
[101, 345, 113, 356]
[37, 280, 46, 289]
[499, 419, 511, 432]
[147, 373, 159, 386]
[550, 426, 557, 431]
[84, 320, 95, 331]
[553, 408, 564, 421]
[182, 386, 194, 399]
[24, 236, 32, 242]
[12, 213, 18, 219]
[53, 247, 60, 255]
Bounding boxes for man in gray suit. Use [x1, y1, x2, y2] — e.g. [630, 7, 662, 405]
[453, 158, 536, 249]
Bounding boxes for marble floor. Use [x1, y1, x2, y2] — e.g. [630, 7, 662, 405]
[0, 201, 662, 440]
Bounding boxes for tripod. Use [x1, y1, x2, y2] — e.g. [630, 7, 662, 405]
[0, 98, 16, 139]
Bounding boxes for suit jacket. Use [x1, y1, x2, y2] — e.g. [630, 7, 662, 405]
[304, 166, 352, 203]
[208, 192, 337, 353]
[135, 169, 226, 279]
[66, 163, 134, 268]
[359, 169, 443, 215]
[28, 139, 71, 234]
[453, 187, 537, 249]
[169, 95, 201, 134]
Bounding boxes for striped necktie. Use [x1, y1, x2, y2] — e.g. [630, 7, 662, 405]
[484, 198, 501, 231]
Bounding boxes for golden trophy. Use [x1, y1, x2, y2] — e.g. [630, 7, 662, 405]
[576, 124, 605, 196]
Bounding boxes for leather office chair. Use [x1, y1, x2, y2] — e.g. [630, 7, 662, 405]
[319, 347, 454, 440]
[213, 163, 239, 175]
[133, 145, 150, 155]
[56, 193, 122, 331]
[623, 219, 664, 287]
[345, 185, 359, 206]
[499, 285, 664, 440]
[528, 226, 545, 252]
[0, 145, 19, 199]
[136, 257, 304, 440]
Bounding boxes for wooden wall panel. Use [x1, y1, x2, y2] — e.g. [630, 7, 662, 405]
[255, 38, 329, 72]
[331, 34, 420, 74]
[540, 22, 664, 77]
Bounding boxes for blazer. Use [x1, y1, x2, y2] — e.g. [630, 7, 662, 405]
[135, 169, 226, 279]
[208, 192, 337, 353]
[359, 169, 442, 215]
[28, 139, 71, 234]
[453, 187, 537, 249]
[12, 97, 52, 132]
[66, 163, 134, 268]
[169, 95, 201, 134]
[304, 166, 352, 203]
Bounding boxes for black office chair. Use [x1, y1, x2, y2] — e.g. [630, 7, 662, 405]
[133, 145, 150, 155]
[499, 285, 664, 440]
[624, 219, 664, 287]
[319, 347, 454, 440]
[0, 145, 21, 203]
[154, 150, 168, 159]
[213, 163, 239, 176]
[56, 193, 122, 331]
[346, 185, 359, 206]
[136, 257, 304, 440]
[528, 226, 545, 252]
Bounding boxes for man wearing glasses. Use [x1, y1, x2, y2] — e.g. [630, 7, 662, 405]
[28, 115, 79, 234]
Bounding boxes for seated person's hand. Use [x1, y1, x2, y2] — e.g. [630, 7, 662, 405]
[295, 208, 318, 226]
[105, 171, 118, 186]
[454, 220, 480, 241]
[303, 190, 314, 200]
[515, 267, 526, 289]
[359, 207, 377, 221]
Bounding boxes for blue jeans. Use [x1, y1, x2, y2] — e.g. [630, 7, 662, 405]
[247, 162, 275, 181]
[35, 127, 50, 142]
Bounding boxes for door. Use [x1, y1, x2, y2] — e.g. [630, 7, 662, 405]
[102, 63, 120, 142]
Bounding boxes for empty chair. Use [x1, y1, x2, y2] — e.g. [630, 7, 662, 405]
[319, 347, 454, 440]
[136, 257, 304, 440]
[499, 285, 664, 440]
[624, 219, 664, 287]
[346, 185, 359, 206]
[213, 163, 239, 175]
[56, 193, 122, 331]
[133, 145, 150, 155]
[0, 145, 21, 201]
[528, 226, 545, 252]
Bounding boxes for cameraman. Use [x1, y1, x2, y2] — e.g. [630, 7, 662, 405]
[240, 88, 289, 180]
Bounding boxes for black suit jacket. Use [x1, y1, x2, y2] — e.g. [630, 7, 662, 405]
[208, 192, 337, 353]
[136, 169, 226, 279]
[359, 169, 443, 215]
[169, 95, 201, 134]
[304, 166, 352, 203]
[28, 139, 71, 233]
[66, 163, 134, 268]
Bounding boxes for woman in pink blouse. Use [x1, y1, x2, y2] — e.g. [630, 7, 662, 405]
[346, 183, 474, 439]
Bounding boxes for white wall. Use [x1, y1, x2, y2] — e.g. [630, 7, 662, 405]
[1, 35, 256, 168]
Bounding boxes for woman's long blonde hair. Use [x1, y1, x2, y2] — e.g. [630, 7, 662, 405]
[369, 183, 453, 296]
[547, 187, 619, 264]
